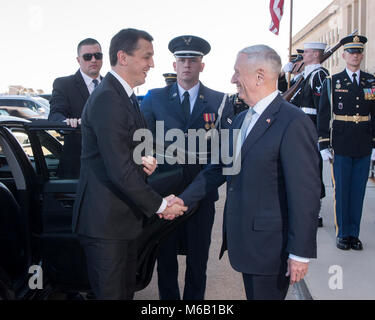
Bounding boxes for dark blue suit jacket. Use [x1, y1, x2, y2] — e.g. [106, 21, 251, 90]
[141, 82, 233, 201]
[180, 94, 321, 275]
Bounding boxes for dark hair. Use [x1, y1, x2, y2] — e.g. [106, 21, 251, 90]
[77, 38, 101, 55]
[109, 28, 153, 66]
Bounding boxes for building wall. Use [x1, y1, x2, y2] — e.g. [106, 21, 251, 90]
[292, 0, 374, 75]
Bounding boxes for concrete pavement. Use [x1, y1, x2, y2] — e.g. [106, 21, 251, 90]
[136, 161, 375, 300]
[303, 161, 375, 300]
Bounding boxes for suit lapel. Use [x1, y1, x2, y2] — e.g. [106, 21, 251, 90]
[106, 72, 146, 128]
[189, 83, 207, 126]
[168, 83, 186, 125]
[74, 70, 90, 102]
[240, 95, 281, 163]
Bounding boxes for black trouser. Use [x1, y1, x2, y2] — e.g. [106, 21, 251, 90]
[242, 273, 290, 300]
[157, 200, 215, 300]
[79, 236, 137, 300]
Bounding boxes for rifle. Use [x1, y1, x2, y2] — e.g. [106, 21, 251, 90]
[281, 29, 358, 102]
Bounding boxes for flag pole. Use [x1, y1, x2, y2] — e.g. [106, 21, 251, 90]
[288, 0, 294, 89]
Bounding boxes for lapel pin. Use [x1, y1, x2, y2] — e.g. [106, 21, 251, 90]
[173, 93, 177, 98]
[200, 95, 204, 99]
[266, 119, 271, 124]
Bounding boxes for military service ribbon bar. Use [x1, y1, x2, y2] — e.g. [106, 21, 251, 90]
[364, 88, 375, 100]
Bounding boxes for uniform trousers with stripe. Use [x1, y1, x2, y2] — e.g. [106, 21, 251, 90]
[332, 154, 371, 238]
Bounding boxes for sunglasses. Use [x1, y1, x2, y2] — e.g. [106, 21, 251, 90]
[82, 52, 103, 61]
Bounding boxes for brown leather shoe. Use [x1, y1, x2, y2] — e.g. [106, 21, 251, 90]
[350, 237, 363, 250]
[336, 237, 350, 250]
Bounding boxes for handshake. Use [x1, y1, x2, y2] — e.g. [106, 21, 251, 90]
[158, 195, 187, 220]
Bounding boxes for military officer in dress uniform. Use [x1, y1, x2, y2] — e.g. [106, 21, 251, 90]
[317, 35, 375, 251]
[290, 42, 329, 227]
[141, 35, 232, 300]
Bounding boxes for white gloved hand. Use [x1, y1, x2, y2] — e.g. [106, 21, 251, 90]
[282, 62, 294, 73]
[371, 149, 375, 161]
[321, 149, 333, 161]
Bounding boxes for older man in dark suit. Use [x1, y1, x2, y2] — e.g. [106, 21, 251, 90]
[168, 45, 321, 299]
[48, 38, 103, 178]
[72, 28, 187, 300]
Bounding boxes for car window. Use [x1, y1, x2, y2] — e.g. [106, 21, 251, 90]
[0, 99, 38, 112]
[35, 129, 77, 180]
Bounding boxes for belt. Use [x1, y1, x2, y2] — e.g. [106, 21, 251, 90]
[333, 114, 371, 124]
[301, 107, 317, 115]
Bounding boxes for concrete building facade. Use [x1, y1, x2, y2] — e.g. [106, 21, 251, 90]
[292, 0, 374, 75]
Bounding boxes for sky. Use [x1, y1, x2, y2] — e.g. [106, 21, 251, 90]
[0, 0, 332, 95]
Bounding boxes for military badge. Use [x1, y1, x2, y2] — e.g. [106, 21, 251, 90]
[183, 36, 192, 46]
[338, 102, 344, 110]
[336, 80, 341, 89]
[353, 35, 360, 43]
[203, 113, 216, 130]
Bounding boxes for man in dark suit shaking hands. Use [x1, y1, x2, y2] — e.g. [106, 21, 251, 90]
[72, 29, 187, 300]
[168, 45, 321, 299]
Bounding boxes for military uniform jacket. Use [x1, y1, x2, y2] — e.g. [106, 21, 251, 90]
[317, 69, 375, 158]
[141, 82, 232, 202]
[290, 66, 329, 126]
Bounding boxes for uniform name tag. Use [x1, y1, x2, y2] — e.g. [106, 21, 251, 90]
[335, 89, 349, 93]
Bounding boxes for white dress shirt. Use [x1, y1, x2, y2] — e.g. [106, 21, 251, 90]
[80, 69, 101, 94]
[345, 68, 360, 85]
[242, 90, 309, 263]
[177, 82, 200, 114]
[109, 70, 167, 214]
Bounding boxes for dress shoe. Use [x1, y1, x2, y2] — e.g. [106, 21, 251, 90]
[336, 237, 350, 250]
[318, 216, 323, 228]
[349, 237, 363, 250]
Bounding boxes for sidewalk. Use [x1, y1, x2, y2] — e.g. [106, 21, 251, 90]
[303, 161, 375, 299]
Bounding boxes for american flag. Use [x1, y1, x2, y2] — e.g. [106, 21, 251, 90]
[269, 0, 285, 35]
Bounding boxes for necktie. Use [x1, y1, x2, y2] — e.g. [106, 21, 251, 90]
[130, 93, 140, 110]
[92, 79, 99, 89]
[181, 91, 190, 122]
[240, 107, 255, 146]
[235, 107, 255, 159]
[352, 73, 359, 89]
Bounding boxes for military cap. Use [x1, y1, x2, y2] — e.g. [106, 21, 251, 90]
[163, 73, 177, 85]
[291, 54, 303, 63]
[304, 42, 327, 51]
[340, 35, 367, 53]
[168, 35, 211, 58]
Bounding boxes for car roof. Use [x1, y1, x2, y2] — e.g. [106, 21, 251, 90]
[0, 95, 49, 104]
[0, 115, 30, 124]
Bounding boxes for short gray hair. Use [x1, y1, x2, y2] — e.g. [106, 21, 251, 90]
[239, 45, 281, 76]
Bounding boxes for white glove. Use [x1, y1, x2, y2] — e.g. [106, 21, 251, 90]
[282, 62, 294, 73]
[321, 149, 333, 161]
[371, 149, 375, 161]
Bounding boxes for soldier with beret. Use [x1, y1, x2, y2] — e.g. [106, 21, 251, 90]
[318, 35, 375, 251]
[141, 35, 232, 300]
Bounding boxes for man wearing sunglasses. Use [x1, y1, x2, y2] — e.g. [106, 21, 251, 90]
[48, 38, 103, 178]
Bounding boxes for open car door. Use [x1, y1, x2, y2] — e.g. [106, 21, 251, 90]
[1, 119, 200, 298]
